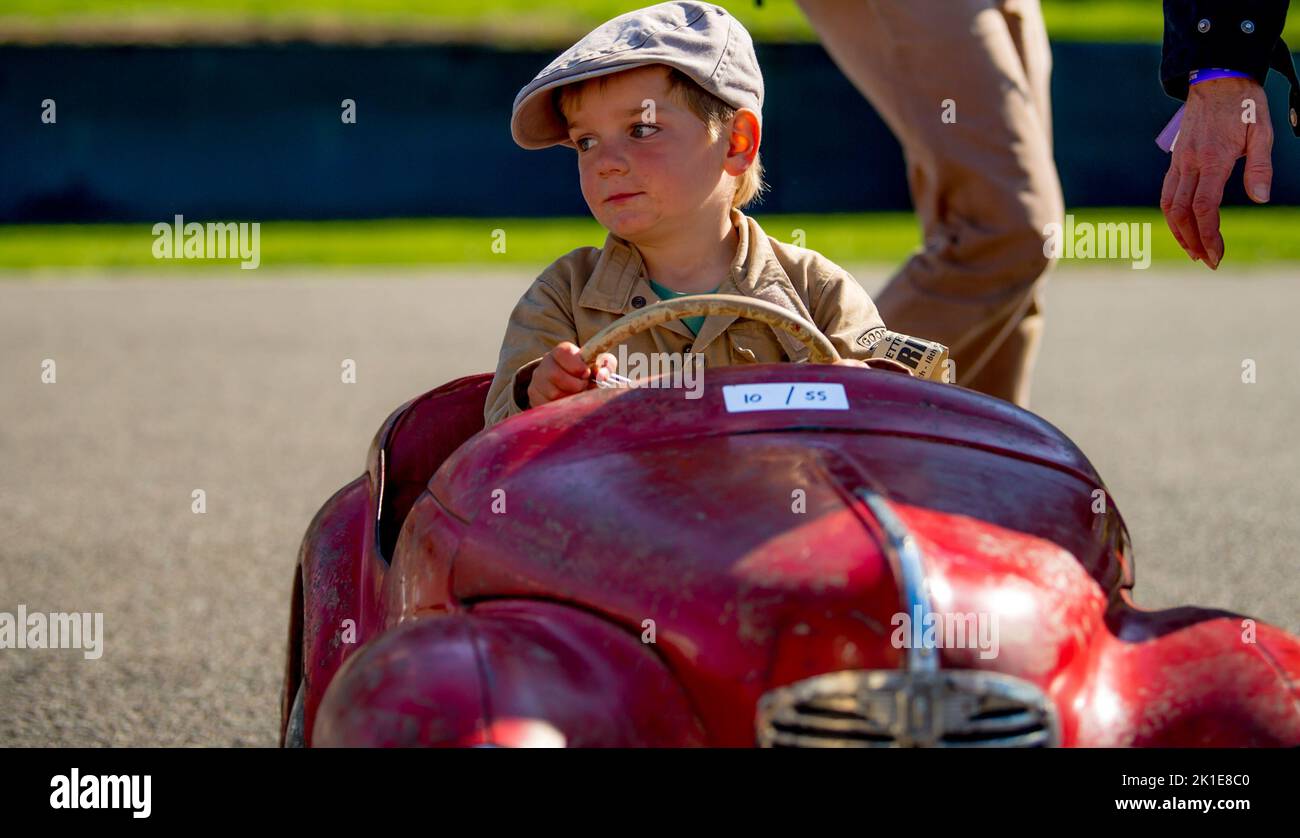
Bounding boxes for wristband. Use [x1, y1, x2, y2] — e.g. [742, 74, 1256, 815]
[1156, 104, 1184, 153]
[1190, 68, 1254, 85]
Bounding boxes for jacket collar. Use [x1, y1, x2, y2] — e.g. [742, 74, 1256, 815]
[577, 207, 812, 360]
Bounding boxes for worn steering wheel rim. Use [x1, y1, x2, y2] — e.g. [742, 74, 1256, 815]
[580, 293, 841, 366]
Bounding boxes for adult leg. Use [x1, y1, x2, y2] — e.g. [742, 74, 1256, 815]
[795, 0, 1064, 405]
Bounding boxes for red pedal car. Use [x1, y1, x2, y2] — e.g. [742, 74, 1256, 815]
[280, 296, 1300, 747]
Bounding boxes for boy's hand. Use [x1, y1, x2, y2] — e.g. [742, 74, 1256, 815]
[835, 357, 914, 375]
[527, 342, 618, 408]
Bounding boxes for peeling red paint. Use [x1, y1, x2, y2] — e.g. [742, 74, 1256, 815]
[283, 367, 1300, 747]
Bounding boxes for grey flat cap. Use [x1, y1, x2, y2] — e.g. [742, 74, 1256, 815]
[511, 1, 764, 150]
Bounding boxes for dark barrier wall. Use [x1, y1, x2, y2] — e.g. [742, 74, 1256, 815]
[2, 42, 1299, 222]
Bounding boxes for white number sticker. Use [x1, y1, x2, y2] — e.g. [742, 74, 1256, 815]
[722, 383, 849, 412]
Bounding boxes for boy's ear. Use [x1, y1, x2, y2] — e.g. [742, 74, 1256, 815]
[724, 109, 761, 173]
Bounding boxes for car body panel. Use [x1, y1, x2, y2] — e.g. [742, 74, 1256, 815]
[284, 366, 1300, 747]
[312, 600, 706, 747]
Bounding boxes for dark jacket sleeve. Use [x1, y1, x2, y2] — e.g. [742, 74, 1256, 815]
[1162, 0, 1291, 100]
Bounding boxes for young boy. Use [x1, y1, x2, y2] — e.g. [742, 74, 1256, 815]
[485, 1, 894, 427]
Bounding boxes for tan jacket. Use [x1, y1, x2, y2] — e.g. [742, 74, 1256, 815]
[484, 207, 888, 427]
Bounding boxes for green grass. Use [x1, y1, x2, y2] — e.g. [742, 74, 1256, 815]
[3, 0, 1297, 45]
[3, 209, 1299, 272]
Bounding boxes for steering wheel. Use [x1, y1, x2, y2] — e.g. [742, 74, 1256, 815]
[580, 293, 842, 366]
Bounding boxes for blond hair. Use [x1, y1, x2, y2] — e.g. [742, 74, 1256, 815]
[554, 66, 767, 210]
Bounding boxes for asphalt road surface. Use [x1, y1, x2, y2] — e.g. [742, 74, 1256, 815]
[1, 266, 1297, 746]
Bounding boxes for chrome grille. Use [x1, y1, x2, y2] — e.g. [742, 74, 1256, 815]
[756, 670, 1059, 748]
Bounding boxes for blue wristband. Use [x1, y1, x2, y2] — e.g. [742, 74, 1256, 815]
[1190, 68, 1254, 85]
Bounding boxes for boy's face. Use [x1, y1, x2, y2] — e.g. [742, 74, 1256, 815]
[561, 65, 758, 243]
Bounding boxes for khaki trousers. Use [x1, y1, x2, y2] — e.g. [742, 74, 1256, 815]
[796, 0, 1064, 406]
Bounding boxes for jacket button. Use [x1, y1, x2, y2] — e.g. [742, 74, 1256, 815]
[1241, 20, 1256, 34]
[1197, 18, 1211, 33]
[631, 296, 645, 308]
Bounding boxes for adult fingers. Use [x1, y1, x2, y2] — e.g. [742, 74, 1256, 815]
[1191, 160, 1232, 269]
[1160, 163, 1192, 255]
[1169, 167, 1204, 261]
[1243, 118, 1275, 203]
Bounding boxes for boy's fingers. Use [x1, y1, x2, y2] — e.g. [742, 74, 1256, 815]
[527, 378, 558, 406]
[547, 365, 589, 394]
[530, 372, 584, 405]
[527, 354, 586, 406]
[862, 357, 914, 375]
[593, 352, 618, 382]
[552, 341, 591, 378]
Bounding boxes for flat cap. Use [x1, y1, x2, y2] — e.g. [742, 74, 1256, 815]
[510, 1, 764, 150]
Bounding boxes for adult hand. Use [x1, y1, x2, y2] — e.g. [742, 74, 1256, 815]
[1160, 77, 1273, 269]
